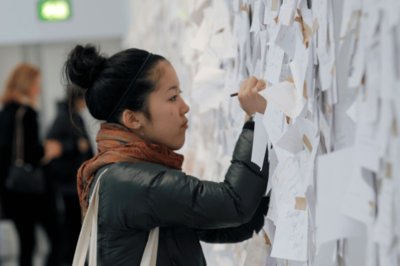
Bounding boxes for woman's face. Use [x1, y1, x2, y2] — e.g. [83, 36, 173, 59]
[29, 76, 41, 102]
[140, 61, 190, 150]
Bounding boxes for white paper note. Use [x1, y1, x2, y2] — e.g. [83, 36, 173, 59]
[281, 0, 297, 26]
[373, 177, 395, 247]
[265, 44, 285, 84]
[275, 24, 297, 59]
[354, 123, 379, 173]
[259, 81, 306, 118]
[339, 167, 376, 227]
[190, 7, 213, 51]
[271, 155, 305, 210]
[271, 203, 308, 261]
[251, 113, 269, 170]
[333, 100, 357, 150]
[316, 147, 366, 246]
[276, 124, 304, 155]
[250, 1, 263, 33]
[290, 34, 309, 96]
[267, 148, 278, 195]
[263, 102, 284, 145]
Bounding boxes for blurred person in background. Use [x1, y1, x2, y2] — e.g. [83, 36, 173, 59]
[0, 63, 62, 266]
[44, 86, 93, 264]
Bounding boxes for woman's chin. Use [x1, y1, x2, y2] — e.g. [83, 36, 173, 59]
[168, 138, 185, 151]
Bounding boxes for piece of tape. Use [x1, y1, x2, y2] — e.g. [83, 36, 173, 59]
[240, 3, 248, 12]
[303, 81, 308, 100]
[312, 18, 319, 36]
[302, 134, 313, 153]
[369, 201, 375, 217]
[339, 12, 355, 40]
[295, 197, 307, 211]
[271, 0, 279, 11]
[331, 61, 336, 76]
[263, 229, 272, 245]
[385, 163, 392, 179]
[285, 77, 295, 83]
[294, 9, 311, 48]
[392, 119, 398, 136]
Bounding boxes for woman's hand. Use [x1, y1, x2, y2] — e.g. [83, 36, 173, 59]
[77, 138, 90, 154]
[41, 140, 63, 165]
[238, 76, 267, 117]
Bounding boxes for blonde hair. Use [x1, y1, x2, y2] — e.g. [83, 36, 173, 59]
[1, 63, 40, 105]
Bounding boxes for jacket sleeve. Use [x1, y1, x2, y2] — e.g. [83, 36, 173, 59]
[23, 108, 44, 166]
[115, 120, 270, 231]
[195, 196, 269, 243]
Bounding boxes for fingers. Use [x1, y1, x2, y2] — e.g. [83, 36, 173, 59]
[255, 79, 267, 91]
[246, 76, 258, 91]
[239, 76, 258, 96]
[250, 79, 266, 96]
[238, 77, 263, 116]
[238, 79, 250, 101]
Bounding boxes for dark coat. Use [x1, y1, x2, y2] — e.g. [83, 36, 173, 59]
[0, 102, 44, 193]
[0, 102, 47, 218]
[45, 101, 93, 195]
[88, 120, 269, 265]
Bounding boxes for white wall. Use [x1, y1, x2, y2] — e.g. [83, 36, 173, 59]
[0, 38, 123, 137]
[0, 0, 130, 45]
[0, 0, 130, 137]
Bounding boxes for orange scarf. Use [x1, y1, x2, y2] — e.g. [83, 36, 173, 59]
[77, 123, 184, 218]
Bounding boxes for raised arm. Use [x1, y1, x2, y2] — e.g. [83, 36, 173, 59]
[104, 119, 269, 231]
[196, 196, 269, 243]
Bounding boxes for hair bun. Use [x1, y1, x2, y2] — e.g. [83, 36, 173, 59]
[65, 44, 107, 89]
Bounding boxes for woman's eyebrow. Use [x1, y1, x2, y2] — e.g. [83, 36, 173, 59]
[165, 85, 178, 94]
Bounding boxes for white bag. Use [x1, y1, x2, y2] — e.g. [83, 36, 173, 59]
[72, 169, 159, 266]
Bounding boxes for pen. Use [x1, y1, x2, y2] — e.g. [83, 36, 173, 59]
[231, 79, 266, 97]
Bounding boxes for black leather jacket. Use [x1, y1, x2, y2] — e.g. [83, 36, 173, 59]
[89, 121, 269, 265]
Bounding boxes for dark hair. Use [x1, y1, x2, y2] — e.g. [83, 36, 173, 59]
[63, 44, 167, 123]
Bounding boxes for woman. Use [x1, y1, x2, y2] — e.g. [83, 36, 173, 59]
[44, 86, 93, 264]
[0, 64, 62, 266]
[64, 45, 269, 265]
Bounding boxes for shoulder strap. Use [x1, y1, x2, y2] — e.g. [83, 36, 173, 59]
[72, 167, 159, 266]
[140, 227, 159, 266]
[72, 168, 108, 266]
[12, 106, 27, 166]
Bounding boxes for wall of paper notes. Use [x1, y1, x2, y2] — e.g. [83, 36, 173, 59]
[124, 0, 400, 265]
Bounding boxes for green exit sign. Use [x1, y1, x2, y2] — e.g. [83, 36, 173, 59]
[38, 0, 71, 21]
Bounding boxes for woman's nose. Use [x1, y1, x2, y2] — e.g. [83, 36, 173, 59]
[181, 99, 190, 115]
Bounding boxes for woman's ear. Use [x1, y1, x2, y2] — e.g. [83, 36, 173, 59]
[120, 109, 141, 130]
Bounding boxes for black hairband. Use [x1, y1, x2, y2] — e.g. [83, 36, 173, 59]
[107, 53, 153, 121]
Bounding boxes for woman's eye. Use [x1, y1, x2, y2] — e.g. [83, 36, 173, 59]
[170, 90, 182, 101]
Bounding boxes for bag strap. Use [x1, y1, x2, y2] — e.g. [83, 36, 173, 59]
[72, 168, 108, 266]
[140, 227, 159, 266]
[12, 106, 27, 166]
[72, 168, 159, 266]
